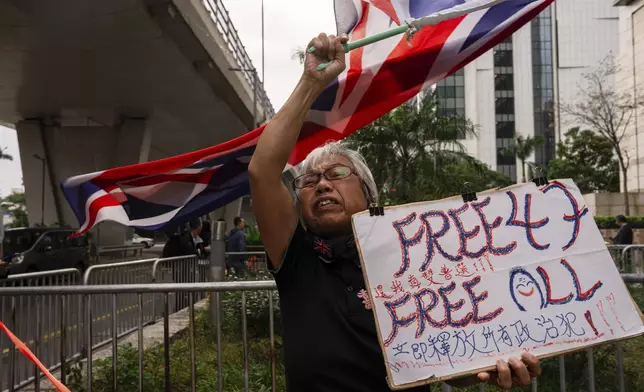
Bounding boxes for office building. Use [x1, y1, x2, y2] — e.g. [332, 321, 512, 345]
[433, 1, 618, 182]
[614, 0, 644, 193]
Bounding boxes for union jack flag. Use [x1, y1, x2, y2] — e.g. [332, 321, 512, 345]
[313, 237, 333, 258]
[61, 0, 554, 236]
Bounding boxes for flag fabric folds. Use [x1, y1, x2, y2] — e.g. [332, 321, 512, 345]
[62, 0, 555, 236]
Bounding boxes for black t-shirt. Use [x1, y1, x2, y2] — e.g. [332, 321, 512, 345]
[614, 223, 634, 245]
[270, 224, 430, 392]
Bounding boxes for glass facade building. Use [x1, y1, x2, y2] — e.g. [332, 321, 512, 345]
[435, 69, 466, 139]
[494, 37, 517, 182]
[531, 8, 556, 167]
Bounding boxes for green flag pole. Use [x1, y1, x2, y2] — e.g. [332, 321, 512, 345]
[307, 24, 410, 71]
[306, 0, 510, 71]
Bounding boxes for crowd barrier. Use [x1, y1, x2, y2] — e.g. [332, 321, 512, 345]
[0, 247, 642, 391]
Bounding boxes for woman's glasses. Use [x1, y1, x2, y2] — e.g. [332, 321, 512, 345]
[292, 165, 355, 189]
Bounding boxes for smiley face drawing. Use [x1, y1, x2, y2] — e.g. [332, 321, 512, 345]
[509, 267, 545, 312]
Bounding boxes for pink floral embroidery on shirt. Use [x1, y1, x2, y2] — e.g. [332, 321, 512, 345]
[357, 289, 373, 310]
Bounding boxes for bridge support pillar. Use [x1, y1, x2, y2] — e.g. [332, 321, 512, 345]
[16, 117, 152, 246]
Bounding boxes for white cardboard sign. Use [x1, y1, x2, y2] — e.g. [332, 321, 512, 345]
[351, 179, 644, 390]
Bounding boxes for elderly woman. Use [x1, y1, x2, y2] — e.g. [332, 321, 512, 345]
[248, 33, 541, 392]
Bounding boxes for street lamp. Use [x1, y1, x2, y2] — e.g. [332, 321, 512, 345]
[229, 67, 259, 128]
[33, 154, 46, 226]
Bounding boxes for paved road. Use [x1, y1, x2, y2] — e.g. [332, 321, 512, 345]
[0, 245, 212, 391]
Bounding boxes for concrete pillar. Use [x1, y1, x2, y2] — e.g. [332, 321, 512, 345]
[15, 117, 152, 245]
[98, 118, 152, 246]
[211, 198, 243, 236]
[16, 120, 61, 227]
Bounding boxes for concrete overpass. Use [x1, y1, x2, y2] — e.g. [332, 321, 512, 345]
[0, 0, 272, 242]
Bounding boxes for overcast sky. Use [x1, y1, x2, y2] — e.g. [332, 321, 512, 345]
[0, 0, 337, 197]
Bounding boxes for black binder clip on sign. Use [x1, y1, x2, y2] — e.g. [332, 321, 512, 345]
[369, 203, 385, 217]
[530, 164, 549, 187]
[461, 182, 478, 203]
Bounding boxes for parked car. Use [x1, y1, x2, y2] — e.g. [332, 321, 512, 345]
[0, 228, 90, 276]
[131, 233, 155, 248]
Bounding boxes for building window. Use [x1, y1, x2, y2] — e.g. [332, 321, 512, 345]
[494, 37, 516, 181]
[495, 74, 514, 91]
[436, 69, 466, 138]
[531, 7, 555, 167]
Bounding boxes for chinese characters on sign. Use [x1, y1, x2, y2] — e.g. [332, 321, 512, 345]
[351, 180, 644, 389]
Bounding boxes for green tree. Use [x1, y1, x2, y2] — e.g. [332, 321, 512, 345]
[345, 92, 512, 204]
[1, 191, 28, 228]
[499, 135, 544, 183]
[0, 147, 12, 161]
[560, 55, 644, 215]
[547, 127, 619, 193]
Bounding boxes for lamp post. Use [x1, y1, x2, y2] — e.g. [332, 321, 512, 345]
[230, 67, 259, 128]
[33, 154, 46, 226]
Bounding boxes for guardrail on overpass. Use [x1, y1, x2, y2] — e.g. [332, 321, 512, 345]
[202, 0, 275, 119]
[0, 246, 643, 391]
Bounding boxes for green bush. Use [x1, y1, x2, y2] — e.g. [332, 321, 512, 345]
[246, 223, 262, 245]
[594, 216, 644, 229]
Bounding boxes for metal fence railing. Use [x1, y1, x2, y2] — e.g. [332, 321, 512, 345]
[201, 0, 275, 119]
[0, 269, 83, 392]
[0, 254, 216, 391]
[226, 251, 267, 275]
[1, 277, 643, 392]
[95, 245, 146, 264]
[83, 259, 160, 352]
[608, 245, 644, 276]
[0, 246, 640, 391]
[152, 256, 210, 313]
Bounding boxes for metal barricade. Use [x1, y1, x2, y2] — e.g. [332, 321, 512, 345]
[621, 245, 644, 276]
[152, 256, 210, 314]
[226, 251, 268, 275]
[0, 269, 82, 392]
[607, 245, 629, 270]
[96, 244, 146, 264]
[82, 259, 159, 352]
[0, 281, 277, 392]
[0, 277, 643, 392]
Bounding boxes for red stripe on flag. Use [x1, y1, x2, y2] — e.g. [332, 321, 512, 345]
[346, 16, 464, 132]
[290, 17, 463, 166]
[0, 322, 71, 392]
[74, 193, 122, 237]
[95, 126, 263, 181]
[118, 171, 214, 188]
[341, 2, 370, 106]
[369, 0, 401, 25]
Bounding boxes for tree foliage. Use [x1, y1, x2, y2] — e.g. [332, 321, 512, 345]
[560, 55, 644, 214]
[499, 135, 543, 183]
[1, 191, 28, 228]
[548, 127, 619, 194]
[345, 92, 512, 204]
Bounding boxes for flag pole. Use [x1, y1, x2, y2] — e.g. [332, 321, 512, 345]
[307, 24, 409, 70]
[308, 0, 510, 70]
[307, 24, 409, 55]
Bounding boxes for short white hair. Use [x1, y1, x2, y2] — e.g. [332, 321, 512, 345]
[297, 141, 378, 204]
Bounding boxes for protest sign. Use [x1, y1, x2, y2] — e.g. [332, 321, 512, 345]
[351, 179, 644, 390]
